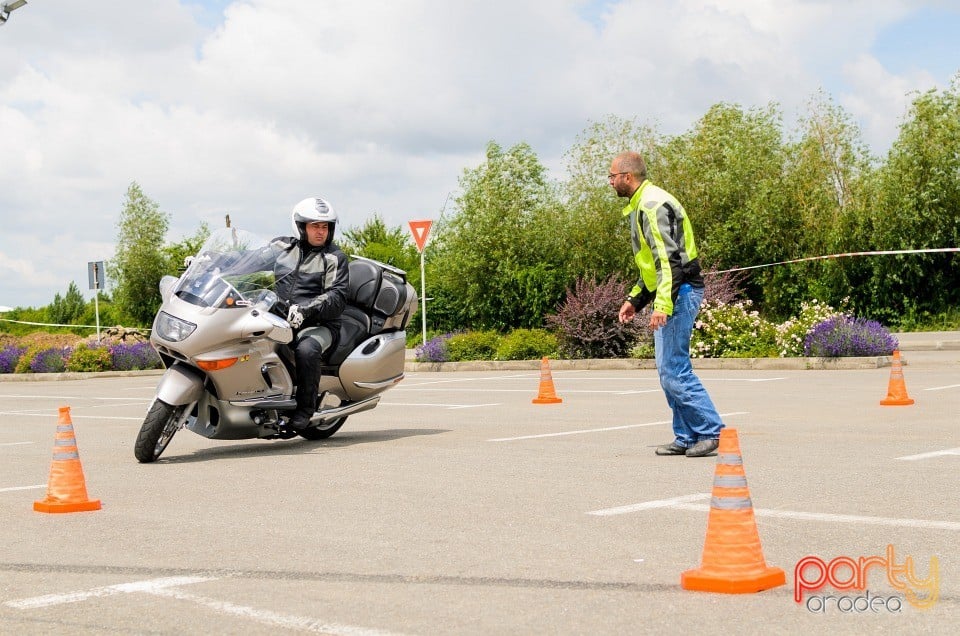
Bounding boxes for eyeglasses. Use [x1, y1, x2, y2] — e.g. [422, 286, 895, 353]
[607, 172, 629, 180]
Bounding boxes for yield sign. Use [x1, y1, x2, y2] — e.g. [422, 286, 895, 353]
[408, 219, 433, 252]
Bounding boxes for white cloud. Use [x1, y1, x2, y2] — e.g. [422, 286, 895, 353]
[0, 0, 954, 309]
[839, 54, 940, 152]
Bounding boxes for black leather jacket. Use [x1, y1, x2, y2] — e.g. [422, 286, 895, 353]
[271, 236, 349, 331]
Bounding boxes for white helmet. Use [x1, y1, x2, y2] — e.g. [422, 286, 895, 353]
[290, 196, 338, 240]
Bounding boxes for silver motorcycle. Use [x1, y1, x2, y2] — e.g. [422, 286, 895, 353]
[135, 227, 417, 463]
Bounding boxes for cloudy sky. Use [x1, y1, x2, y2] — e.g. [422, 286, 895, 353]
[1, 0, 958, 311]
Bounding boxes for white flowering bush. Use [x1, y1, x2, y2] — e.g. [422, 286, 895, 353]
[774, 299, 848, 357]
[691, 299, 778, 358]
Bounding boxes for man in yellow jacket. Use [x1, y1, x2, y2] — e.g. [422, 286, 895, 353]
[610, 151, 724, 457]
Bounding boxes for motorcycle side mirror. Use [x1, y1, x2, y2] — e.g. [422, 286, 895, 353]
[158, 275, 178, 301]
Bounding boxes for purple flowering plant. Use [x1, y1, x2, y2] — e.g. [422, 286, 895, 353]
[415, 333, 452, 363]
[804, 316, 899, 357]
[110, 341, 162, 370]
[0, 345, 27, 374]
[28, 346, 71, 373]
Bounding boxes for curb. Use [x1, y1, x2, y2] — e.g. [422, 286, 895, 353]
[0, 369, 164, 383]
[405, 355, 898, 373]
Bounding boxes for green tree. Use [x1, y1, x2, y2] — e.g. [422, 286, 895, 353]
[339, 214, 421, 290]
[108, 182, 170, 326]
[658, 103, 790, 312]
[765, 92, 877, 317]
[431, 141, 565, 330]
[47, 281, 87, 325]
[864, 75, 960, 325]
[163, 222, 211, 275]
[561, 115, 658, 282]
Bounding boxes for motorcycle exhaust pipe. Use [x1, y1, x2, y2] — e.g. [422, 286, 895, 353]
[309, 394, 382, 425]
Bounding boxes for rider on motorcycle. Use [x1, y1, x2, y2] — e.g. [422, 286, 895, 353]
[277, 197, 350, 430]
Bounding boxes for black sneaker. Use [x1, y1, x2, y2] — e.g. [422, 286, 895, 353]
[655, 442, 688, 456]
[685, 439, 719, 457]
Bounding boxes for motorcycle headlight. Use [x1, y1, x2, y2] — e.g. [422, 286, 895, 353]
[154, 311, 197, 342]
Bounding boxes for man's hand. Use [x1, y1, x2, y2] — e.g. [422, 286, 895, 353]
[618, 301, 635, 323]
[649, 310, 668, 330]
[287, 304, 305, 329]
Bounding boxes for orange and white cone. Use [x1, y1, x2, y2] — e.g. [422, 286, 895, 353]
[681, 428, 784, 594]
[34, 406, 102, 514]
[532, 357, 562, 404]
[880, 349, 914, 406]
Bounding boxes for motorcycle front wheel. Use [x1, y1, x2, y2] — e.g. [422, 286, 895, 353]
[297, 416, 347, 440]
[135, 399, 194, 463]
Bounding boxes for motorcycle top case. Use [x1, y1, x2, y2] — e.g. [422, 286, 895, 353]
[347, 257, 417, 334]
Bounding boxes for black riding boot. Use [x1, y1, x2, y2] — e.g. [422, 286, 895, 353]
[291, 337, 324, 430]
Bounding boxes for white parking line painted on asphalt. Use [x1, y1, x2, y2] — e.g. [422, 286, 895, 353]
[402, 373, 540, 386]
[6, 575, 406, 635]
[488, 411, 747, 442]
[401, 387, 660, 394]
[0, 411, 143, 421]
[896, 447, 960, 461]
[4, 576, 215, 609]
[671, 502, 960, 531]
[924, 384, 960, 391]
[149, 586, 405, 636]
[0, 484, 45, 493]
[587, 493, 711, 516]
[488, 420, 669, 442]
[587, 494, 960, 531]
[706, 377, 787, 382]
[0, 441, 33, 446]
[380, 402, 502, 409]
[0, 394, 152, 402]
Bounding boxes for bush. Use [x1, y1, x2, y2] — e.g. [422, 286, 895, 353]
[16, 345, 71, 373]
[0, 345, 26, 373]
[547, 274, 648, 359]
[110, 341, 162, 370]
[495, 329, 558, 360]
[446, 331, 501, 362]
[415, 333, 451, 362]
[691, 299, 779, 358]
[775, 299, 847, 357]
[804, 316, 899, 357]
[65, 343, 113, 372]
[629, 342, 656, 359]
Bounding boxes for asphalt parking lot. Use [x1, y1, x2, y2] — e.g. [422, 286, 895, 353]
[1, 350, 958, 634]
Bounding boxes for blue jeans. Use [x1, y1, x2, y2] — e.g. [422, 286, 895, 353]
[653, 284, 724, 447]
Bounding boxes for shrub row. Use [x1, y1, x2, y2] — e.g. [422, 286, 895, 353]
[691, 298, 897, 359]
[416, 329, 559, 363]
[0, 341, 162, 374]
[415, 297, 898, 362]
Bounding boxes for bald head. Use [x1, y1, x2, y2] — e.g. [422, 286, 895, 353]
[613, 151, 647, 181]
[609, 151, 647, 198]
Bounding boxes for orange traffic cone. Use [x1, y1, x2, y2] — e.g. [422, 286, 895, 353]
[880, 349, 914, 406]
[681, 428, 784, 594]
[34, 406, 102, 514]
[532, 357, 562, 404]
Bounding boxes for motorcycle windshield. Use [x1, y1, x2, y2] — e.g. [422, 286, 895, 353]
[173, 228, 278, 309]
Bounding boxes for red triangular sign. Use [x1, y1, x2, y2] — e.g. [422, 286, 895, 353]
[408, 219, 432, 252]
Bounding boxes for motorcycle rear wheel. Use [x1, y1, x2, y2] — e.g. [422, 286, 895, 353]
[135, 399, 192, 463]
[297, 416, 347, 440]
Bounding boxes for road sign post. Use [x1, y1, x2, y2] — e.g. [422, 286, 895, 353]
[408, 220, 433, 348]
[87, 261, 105, 343]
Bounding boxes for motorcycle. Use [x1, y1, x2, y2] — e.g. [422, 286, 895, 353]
[135, 227, 417, 463]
